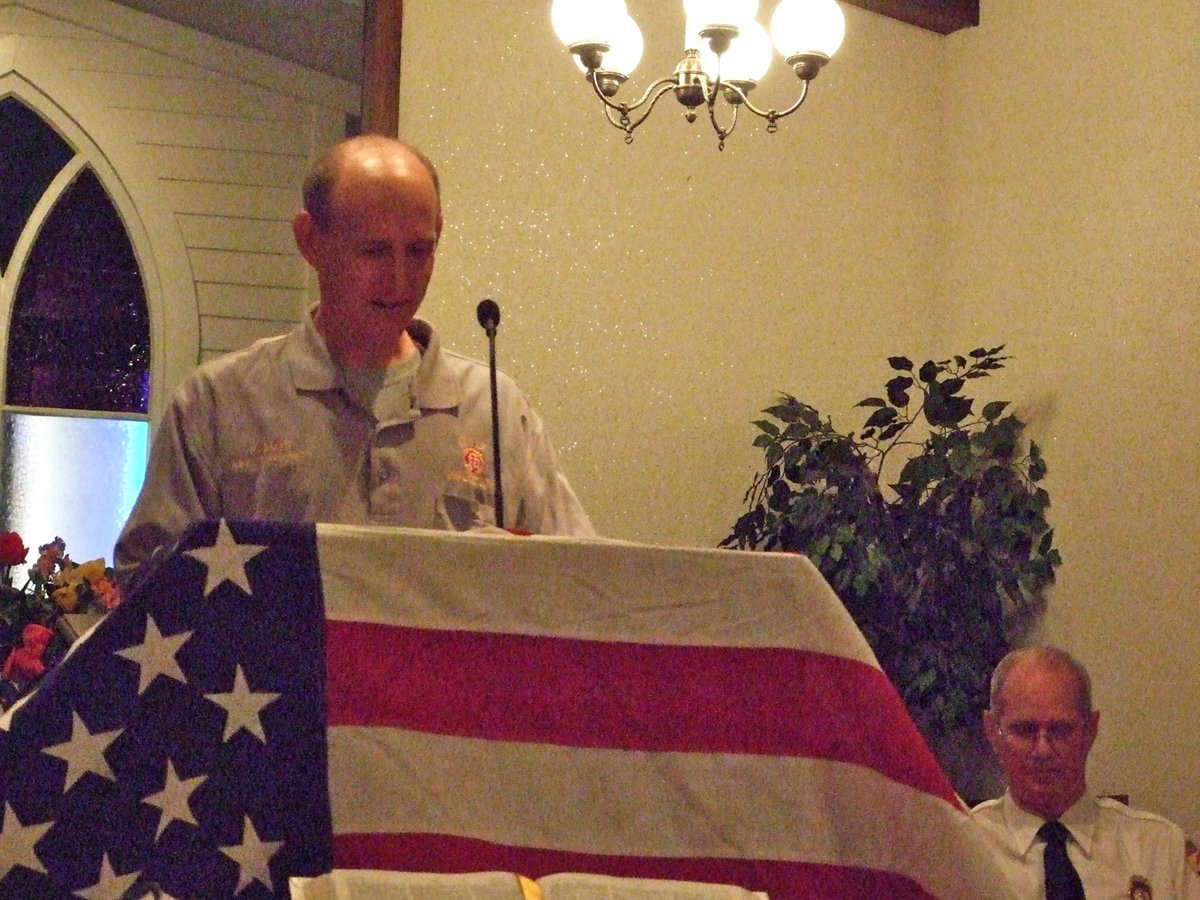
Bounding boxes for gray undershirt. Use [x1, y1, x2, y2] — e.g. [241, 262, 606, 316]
[338, 350, 421, 426]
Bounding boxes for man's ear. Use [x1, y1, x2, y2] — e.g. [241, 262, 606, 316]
[1084, 709, 1100, 750]
[293, 209, 321, 266]
[983, 709, 1002, 754]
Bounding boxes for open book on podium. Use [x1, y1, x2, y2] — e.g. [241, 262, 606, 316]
[289, 870, 769, 899]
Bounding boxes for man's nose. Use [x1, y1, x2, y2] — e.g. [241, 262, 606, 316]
[1030, 727, 1057, 753]
[391, 256, 416, 287]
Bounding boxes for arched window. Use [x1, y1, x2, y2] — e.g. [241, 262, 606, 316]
[0, 96, 150, 563]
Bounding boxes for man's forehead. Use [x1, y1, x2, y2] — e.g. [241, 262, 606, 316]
[1000, 662, 1086, 714]
[326, 178, 439, 233]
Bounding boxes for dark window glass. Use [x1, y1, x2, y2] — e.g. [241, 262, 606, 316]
[0, 98, 74, 274]
[5, 168, 150, 413]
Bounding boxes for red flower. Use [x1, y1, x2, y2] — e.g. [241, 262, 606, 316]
[0, 532, 29, 567]
[36, 538, 65, 578]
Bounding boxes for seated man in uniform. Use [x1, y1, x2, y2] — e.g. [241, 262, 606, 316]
[972, 645, 1198, 900]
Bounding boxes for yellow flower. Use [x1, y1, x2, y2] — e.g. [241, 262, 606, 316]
[76, 559, 107, 585]
[52, 583, 81, 612]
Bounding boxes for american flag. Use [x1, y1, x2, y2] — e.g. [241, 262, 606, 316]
[0, 519, 1015, 899]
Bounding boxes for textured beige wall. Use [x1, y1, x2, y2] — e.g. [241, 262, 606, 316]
[399, 1, 1200, 836]
[398, 2, 944, 548]
[939, 0, 1200, 836]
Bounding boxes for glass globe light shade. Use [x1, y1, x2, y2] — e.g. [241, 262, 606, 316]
[691, 18, 772, 82]
[769, 0, 845, 59]
[551, 0, 627, 47]
[572, 12, 643, 75]
[683, 0, 758, 28]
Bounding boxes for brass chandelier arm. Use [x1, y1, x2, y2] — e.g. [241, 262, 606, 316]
[720, 78, 813, 129]
[588, 71, 679, 139]
[706, 98, 740, 149]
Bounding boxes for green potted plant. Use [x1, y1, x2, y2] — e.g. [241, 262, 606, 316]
[722, 346, 1061, 797]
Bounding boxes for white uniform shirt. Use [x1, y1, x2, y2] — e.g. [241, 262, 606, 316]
[971, 791, 1200, 900]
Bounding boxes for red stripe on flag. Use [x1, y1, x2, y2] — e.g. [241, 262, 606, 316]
[325, 621, 954, 801]
[331, 832, 940, 900]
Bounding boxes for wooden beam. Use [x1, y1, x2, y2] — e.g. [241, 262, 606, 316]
[842, 0, 978, 35]
[361, 0, 403, 136]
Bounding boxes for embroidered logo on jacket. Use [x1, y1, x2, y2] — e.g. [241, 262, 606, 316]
[462, 443, 486, 477]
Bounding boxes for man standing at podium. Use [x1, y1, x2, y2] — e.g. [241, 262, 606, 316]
[115, 134, 593, 580]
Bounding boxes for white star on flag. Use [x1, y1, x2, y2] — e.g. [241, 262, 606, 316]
[185, 519, 267, 596]
[74, 853, 142, 900]
[42, 710, 122, 792]
[220, 814, 284, 894]
[0, 801, 52, 878]
[115, 614, 194, 695]
[144, 758, 207, 840]
[205, 664, 280, 742]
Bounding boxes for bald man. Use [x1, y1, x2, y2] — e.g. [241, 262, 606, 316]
[972, 645, 1198, 900]
[116, 136, 592, 577]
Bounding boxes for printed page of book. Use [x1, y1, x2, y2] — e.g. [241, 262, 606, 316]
[536, 873, 768, 900]
[288, 869, 525, 899]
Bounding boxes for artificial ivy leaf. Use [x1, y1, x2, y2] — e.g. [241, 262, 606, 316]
[863, 407, 898, 429]
[925, 394, 973, 427]
[886, 375, 913, 407]
[888, 356, 913, 371]
[981, 400, 1009, 422]
[948, 442, 976, 477]
[1028, 442, 1047, 481]
[1038, 528, 1055, 555]
[912, 669, 937, 692]
[939, 377, 965, 397]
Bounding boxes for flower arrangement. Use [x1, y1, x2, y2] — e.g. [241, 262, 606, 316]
[0, 530, 121, 709]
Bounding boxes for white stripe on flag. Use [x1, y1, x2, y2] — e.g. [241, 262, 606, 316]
[316, 524, 877, 662]
[328, 727, 1001, 900]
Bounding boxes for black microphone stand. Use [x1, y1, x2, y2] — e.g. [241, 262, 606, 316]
[476, 299, 504, 529]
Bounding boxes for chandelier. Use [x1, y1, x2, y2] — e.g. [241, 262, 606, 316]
[550, 0, 846, 149]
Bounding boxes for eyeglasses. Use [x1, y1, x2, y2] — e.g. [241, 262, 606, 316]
[997, 719, 1085, 750]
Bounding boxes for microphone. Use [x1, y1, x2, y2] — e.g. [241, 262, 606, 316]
[476, 298, 500, 336]
[476, 298, 504, 529]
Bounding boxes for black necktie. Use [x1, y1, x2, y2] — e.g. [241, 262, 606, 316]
[1038, 820, 1085, 900]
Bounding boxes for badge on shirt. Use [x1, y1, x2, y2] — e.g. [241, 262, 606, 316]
[1128, 874, 1152, 899]
[462, 442, 486, 478]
